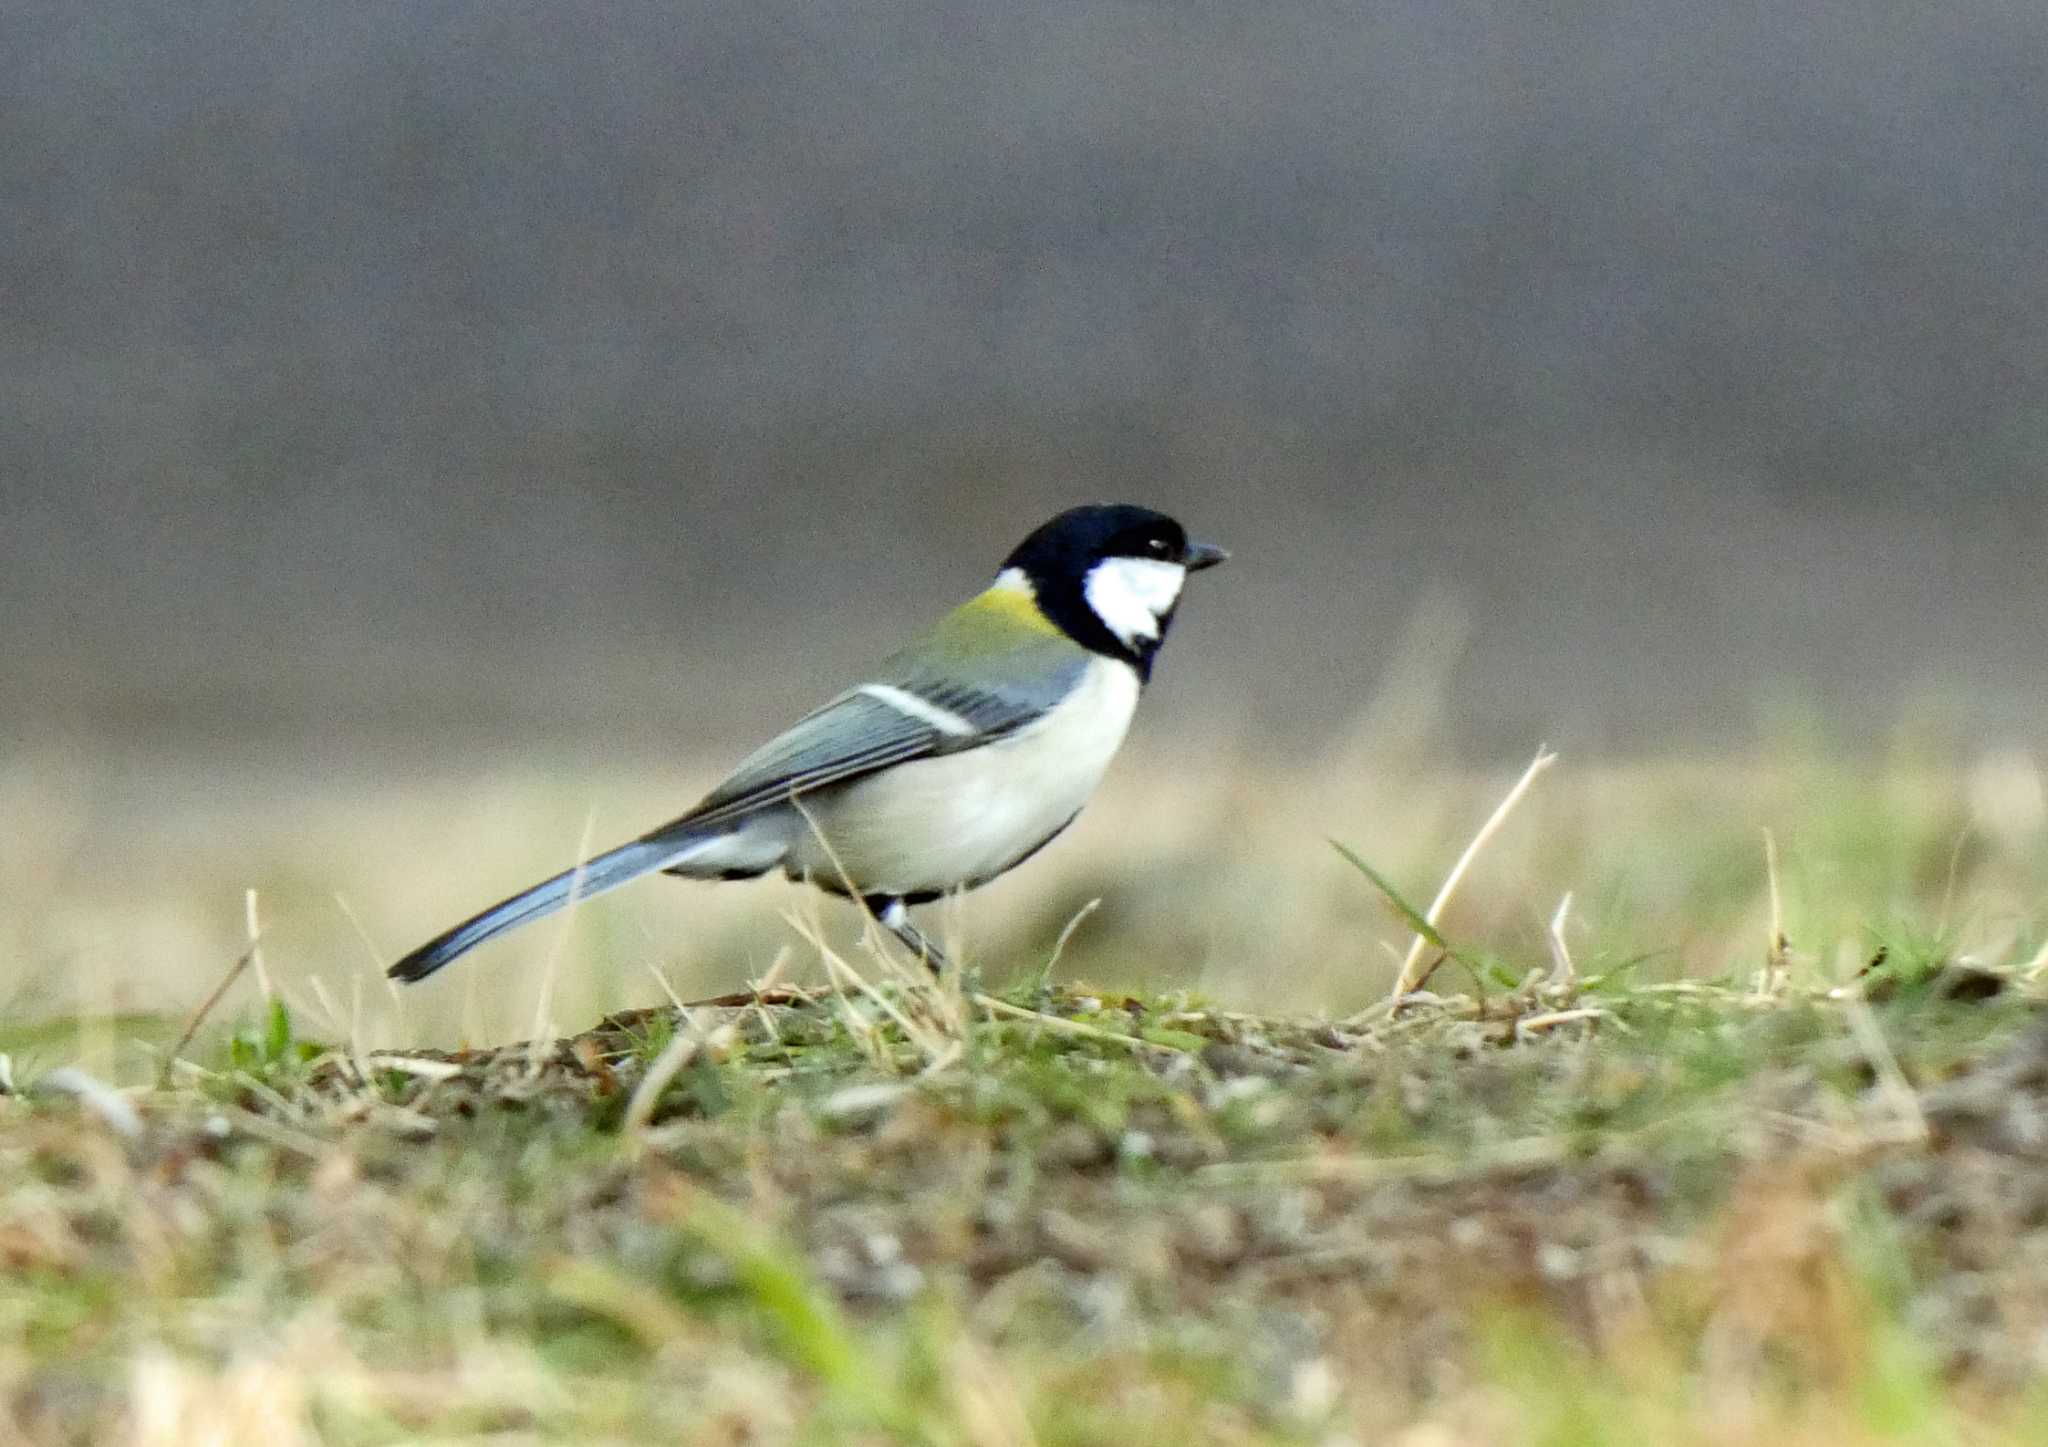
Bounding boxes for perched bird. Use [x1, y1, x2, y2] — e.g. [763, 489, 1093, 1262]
[387, 504, 1227, 983]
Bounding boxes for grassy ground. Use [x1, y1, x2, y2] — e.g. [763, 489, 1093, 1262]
[9, 719, 2048, 1441]
[10, 958, 2048, 1444]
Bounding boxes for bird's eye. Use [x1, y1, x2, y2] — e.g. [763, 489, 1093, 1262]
[1147, 537, 1170, 556]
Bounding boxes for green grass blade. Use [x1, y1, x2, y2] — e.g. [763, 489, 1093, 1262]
[1329, 839, 1453, 952]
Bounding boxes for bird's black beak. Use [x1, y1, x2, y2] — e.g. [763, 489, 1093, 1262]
[1182, 540, 1229, 571]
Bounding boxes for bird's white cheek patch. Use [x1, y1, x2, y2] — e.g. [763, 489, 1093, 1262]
[1084, 557, 1187, 645]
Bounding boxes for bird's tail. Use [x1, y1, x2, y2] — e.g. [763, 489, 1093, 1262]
[386, 835, 692, 984]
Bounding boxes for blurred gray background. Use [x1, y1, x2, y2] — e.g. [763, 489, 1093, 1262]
[9, 0, 2047, 763]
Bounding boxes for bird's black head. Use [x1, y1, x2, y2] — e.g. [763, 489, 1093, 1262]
[999, 504, 1228, 678]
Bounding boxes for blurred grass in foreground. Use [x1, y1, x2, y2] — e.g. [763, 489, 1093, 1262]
[9, 959, 2048, 1442]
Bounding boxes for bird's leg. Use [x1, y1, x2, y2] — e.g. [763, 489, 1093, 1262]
[871, 897, 951, 977]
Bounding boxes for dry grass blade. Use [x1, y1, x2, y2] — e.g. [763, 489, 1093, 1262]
[362, 1054, 465, 1081]
[1546, 891, 1576, 989]
[305, 975, 347, 1050]
[781, 794, 972, 1058]
[787, 908, 958, 1073]
[972, 993, 1190, 1053]
[1759, 827, 1790, 999]
[331, 891, 405, 1007]
[1039, 896, 1101, 984]
[621, 1006, 716, 1134]
[1198, 1130, 1584, 1186]
[789, 797, 971, 1040]
[158, 940, 263, 1089]
[1370, 746, 1557, 1004]
[645, 961, 686, 1009]
[623, 954, 791, 1133]
[1513, 1006, 1617, 1042]
[1839, 990, 1928, 1145]
[527, 806, 601, 1064]
[243, 887, 273, 1002]
[208, 1102, 333, 1158]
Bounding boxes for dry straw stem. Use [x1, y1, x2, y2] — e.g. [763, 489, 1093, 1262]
[789, 792, 973, 1060]
[620, 1013, 719, 1135]
[329, 891, 404, 1007]
[786, 902, 963, 1074]
[1545, 891, 1576, 988]
[1041, 896, 1101, 983]
[789, 793, 914, 979]
[1758, 827, 1790, 999]
[971, 992, 1189, 1054]
[1198, 1130, 1585, 1187]
[1513, 1006, 1616, 1043]
[623, 949, 789, 1134]
[243, 887, 272, 1001]
[361, 1053, 463, 1082]
[206, 1102, 331, 1159]
[158, 939, 264, 1088]
[527, 806, 602, 1065]
[645, 961, 686, 1009]
[1839, 990, 1929, 1146]
[1387, 746, 1558, 1002]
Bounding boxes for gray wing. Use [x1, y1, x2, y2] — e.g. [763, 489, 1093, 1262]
[651, 648, 1091, 837]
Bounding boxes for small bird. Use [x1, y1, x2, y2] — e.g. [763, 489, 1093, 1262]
[387, 504, 1227, 983]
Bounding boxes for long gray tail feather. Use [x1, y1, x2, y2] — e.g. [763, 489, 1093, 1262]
[386, 835, 691, 983]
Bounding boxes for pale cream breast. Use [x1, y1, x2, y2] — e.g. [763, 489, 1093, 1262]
[785, 657, 1142, 897]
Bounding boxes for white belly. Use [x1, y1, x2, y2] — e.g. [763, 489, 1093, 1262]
[786, 657, 1142, 897]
